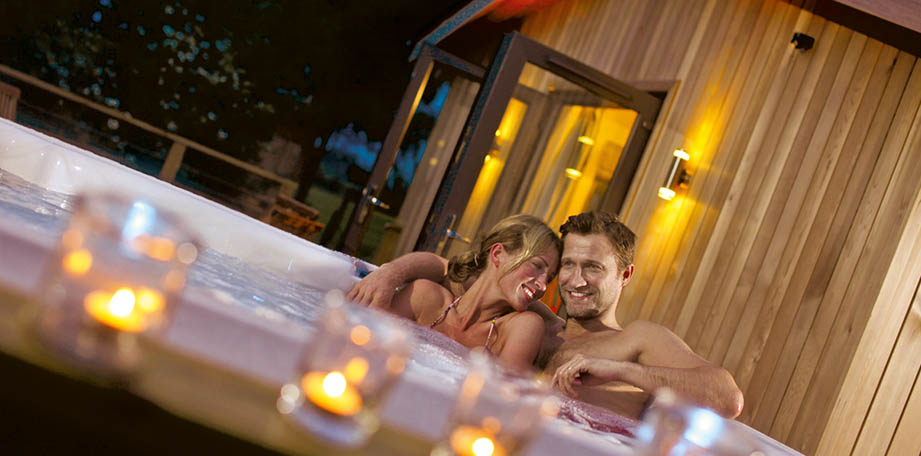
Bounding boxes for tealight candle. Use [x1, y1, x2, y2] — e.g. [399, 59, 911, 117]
[433, 353, 557, 456]
[449, 425, 507, 456]
[35, 193, 199, 372]
[277, 291, 412, 448]
[301, 370, 363, 417]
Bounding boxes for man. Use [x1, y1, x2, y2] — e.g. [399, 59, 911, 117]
[347, 211, 743, 419]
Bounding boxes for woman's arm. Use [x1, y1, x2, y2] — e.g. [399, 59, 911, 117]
[348, 252, 449, 309]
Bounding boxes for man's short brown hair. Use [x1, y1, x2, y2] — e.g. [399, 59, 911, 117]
[559, 211, 636, 270]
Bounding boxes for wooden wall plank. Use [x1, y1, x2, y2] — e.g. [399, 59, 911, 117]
[686, 13, 825, 354]
[674, 2, 802, 339]
[784, 55, 921, 453]
[709, 23, 852, 371]
[854, 240, 921, 453]
[887, 344, 921, 455]
[721, 29, 865, 383]
[739, 37, 887, 425]
[643, 0, 768, 326]
[751, 45, 908, 435]
[619, 0, 738, 324]
[810, 56, 921, 455]
[657, 0, 785, 334]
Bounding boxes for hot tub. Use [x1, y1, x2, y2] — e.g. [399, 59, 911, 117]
[0, 118, 800, 455]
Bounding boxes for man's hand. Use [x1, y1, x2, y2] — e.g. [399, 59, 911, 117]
[347, 266, 402, 309]
[551, 354, 625, 398]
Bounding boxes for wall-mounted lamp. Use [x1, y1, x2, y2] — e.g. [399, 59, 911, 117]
[791, 32, 814, 51]
[658, 149, 690, 201]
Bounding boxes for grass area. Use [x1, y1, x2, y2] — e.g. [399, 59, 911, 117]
[304, 186, 396, 263]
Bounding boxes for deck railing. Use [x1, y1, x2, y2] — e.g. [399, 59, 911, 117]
[0, 64, 298, 218]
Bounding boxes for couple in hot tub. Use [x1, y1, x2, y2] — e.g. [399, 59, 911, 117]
[348, 212, 744, 420]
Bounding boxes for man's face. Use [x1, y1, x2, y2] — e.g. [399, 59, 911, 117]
[558, 233, 633, 321]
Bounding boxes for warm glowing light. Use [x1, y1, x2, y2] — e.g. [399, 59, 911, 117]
[472, 437, 496, 456]
[109, 288, 136, 317]
[301, 371, 363, 416]
[62, 249, 93, 276]
[136, 288, 165, 313]
[484, 154, 492, 163]
[494, 129, 502, 137]
[84, 289, 145, 332]
[350, 325, 371, 346]
[658, 187, 676, 200]
[577, 136, 595, 146]
[673, 149, 690, 161]
[323, 371, 347, 397]
[564, 168, 582, 179]
[449, 426, 505, 456]
[344, 357, 370, 383]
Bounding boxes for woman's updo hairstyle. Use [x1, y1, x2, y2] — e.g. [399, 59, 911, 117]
[447, 214, 561, 283]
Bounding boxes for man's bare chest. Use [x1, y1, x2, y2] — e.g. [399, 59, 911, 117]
[543, 332, 637, 373]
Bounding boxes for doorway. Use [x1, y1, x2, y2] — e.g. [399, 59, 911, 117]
[343, 33, 660, 265]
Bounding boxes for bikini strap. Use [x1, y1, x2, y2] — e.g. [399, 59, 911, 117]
[484, 318, 497, 354]
[430, 295, 462, 328]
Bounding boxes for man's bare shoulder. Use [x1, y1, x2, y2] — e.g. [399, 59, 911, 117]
[622, 319, 709, 368]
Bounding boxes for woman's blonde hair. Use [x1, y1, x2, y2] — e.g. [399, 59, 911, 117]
[447, 214, 561, 283]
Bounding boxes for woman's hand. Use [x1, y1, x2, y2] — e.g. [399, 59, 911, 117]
[551, 354, 625, 398]
[347, 265, 401, 309]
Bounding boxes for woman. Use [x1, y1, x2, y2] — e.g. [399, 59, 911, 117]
[384, 215, 561, 372]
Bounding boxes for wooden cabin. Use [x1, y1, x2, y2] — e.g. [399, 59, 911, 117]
[343, 1, 921, 454]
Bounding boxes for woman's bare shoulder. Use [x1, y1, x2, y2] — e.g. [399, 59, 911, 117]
[395, 279, 454, 322]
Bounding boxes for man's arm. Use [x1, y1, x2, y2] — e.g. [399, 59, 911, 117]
[347, 252, 449, 309]
[552, 321, 744, 418]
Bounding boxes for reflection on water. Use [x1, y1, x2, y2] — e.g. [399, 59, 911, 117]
[0, 168, 636, 442]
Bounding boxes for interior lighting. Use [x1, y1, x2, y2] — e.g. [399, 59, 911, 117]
[577, 136, 595, 146]
[564, 168, 582, 180]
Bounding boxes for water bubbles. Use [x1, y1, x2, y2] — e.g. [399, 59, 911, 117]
[92, 11, 102, 23]
[164, 5, 174, 14]
[207, 112, 217, 121]
[107, 118, 119, 130]
[217, 129, 229, 140]
[163, 25, 175, 37]
[167, 121, 178, 131]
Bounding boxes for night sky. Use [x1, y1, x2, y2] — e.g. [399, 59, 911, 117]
[0, 0, 470, 192]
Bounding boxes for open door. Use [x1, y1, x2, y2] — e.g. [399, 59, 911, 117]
[343, 32, 661, 265]
[417, 32, 661, 255]
[339, 44, 485, 260]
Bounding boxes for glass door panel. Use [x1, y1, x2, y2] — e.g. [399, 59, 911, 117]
[421, 33, 661, 260]
[337, 45, 485, 262]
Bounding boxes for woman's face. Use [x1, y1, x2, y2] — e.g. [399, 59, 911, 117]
[498, 245, 560, 311]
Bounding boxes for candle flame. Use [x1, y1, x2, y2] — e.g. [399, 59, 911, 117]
[472, 437, 495, 456]
[322, 371, 347, 397]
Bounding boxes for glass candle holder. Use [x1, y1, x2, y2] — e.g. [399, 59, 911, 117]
[634, 389, 759, 456]
[35, 193, 199, 373]
[432, 353, 559, 456]
[277, 290, 413, 448]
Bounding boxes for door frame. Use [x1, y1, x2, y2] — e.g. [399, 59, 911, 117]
[416, 32, 662, 252]
[340, 44, 486, 255]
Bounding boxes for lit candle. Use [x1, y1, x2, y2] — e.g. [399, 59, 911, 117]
[82, 286, 164, 333]
[449, 425, 506, 456]
[301, 371, 363, 417]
